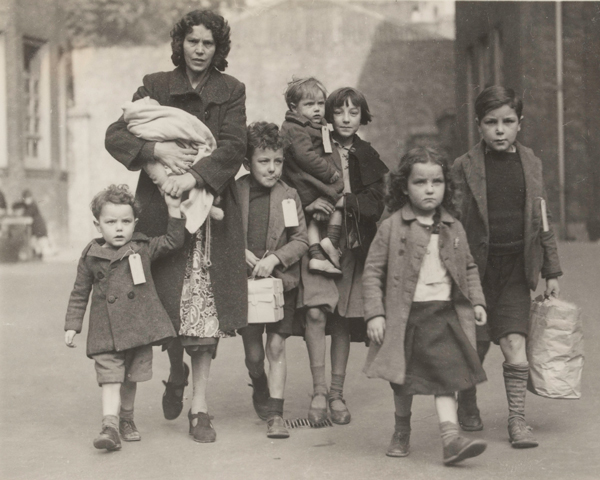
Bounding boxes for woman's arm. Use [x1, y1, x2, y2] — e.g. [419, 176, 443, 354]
[188, 81, 247, 196]
[105, 76, 197, 173]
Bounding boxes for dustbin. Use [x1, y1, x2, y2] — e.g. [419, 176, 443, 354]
[0, 216, 34, 262]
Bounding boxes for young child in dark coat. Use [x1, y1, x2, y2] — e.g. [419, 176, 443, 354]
[280, 77, 345, 277]
[363, 147, 488, 465]
[237, 122, 308, 439]
[452, 86, 562, 448]
[65, 184, 184, 451]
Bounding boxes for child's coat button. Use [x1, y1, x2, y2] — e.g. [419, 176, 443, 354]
[128, 291, 135, 299]
[97, 272, 104, 279]
[107, 295, 116, 304]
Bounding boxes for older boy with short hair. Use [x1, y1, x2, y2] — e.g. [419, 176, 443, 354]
[237, 122, 309, 438]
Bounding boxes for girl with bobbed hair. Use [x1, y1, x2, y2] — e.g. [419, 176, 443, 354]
[105, 9, 247, 444]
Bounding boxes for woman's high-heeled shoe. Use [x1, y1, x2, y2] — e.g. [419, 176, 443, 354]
[308, 391, 328, 425]
[188, 410, 216, 443]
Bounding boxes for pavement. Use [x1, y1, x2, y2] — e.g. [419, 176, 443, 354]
[1, 241, 599, 480]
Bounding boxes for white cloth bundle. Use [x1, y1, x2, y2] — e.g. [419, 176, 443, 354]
[122, 97, 220, 233]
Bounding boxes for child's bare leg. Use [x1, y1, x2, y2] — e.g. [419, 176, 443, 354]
[265, 333, 289, 438]
[95, 383, 122, 450]
[436, 394, 487, 465]
[266, 333, 286, 399]
[329, 317, 351, 423]
[305, 307, 328, 422]
[388, 393, 413, 457]
[241, 324, 270, 420]
[102, 383, 122, 417]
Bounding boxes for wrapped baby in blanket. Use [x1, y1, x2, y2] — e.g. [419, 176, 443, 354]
[122, 97, 223, 233]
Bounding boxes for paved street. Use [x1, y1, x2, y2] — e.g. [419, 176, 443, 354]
[1, 242, 599, 480]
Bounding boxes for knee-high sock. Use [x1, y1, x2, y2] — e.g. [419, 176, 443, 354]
[503, 362, 529, 421]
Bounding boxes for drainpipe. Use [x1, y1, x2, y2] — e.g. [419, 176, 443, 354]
[556, 1, 567, 239]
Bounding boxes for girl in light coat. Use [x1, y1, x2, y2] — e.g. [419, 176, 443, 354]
[362, 147, 487, 466]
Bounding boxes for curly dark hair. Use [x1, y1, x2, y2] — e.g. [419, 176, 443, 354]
[386, 147, 455, 214]
[325, 87, 372, 125]
[170, 10, 231, 72]
[246, 122, 284, 161]
[90, 184, 139, 220]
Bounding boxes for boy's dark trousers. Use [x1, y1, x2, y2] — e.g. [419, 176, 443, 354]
[457, 341, 490, 430]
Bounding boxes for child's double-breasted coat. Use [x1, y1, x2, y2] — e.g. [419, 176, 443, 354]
[65, 217, 185, 357]
[362, 205, 486, 385]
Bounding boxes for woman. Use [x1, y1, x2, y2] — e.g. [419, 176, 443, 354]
[105, 9, 247, 443]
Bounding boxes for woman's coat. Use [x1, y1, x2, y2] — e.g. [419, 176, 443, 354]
[105, 66, 248, 332]
[362, 205, 486, 385]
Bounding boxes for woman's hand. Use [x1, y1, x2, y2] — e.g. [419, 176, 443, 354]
[252, 254, 281, 278]
[545, 278, 560, 298]
[367, 316, 386, 345]
[474, 305, 487, 326]
[65, 330, 77, 348]
[154, 141, 198, 175]
[161, 173, 196, 198]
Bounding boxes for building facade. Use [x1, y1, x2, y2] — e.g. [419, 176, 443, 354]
[455, 1, 600, 240]
[0, 0, 70, 243]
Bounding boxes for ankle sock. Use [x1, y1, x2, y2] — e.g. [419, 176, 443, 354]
[326, 225, 342, 249]
[309, 244, 327, 261]
[329, 373, 345, 400]
[267, 397, 284, 419]
[102, 415, 119, 429]
[439, 421, 460, 446]
[310, 365, 327, 394]
[119, 407, 134, 421]
[503, 362, 529, 421]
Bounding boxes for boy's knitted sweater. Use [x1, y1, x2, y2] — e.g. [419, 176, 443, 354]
[280, 111, 344, 206]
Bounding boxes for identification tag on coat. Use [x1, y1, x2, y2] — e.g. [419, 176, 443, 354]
[282, 199, 299, 227]
[322, 126, 333, 153]
[128, 254, 146, 285]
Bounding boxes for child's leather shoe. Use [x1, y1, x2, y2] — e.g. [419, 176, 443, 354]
[443, 436, 486, 466]
[119, 418, 141, 442]
[508, 417, 538, 448]
[93, 425, 121, 451]
[188, 410, 216, 443]
[266, 416, 290, 439]
[386, 430, 410, 457]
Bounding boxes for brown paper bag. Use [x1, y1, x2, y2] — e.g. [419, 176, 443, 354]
[527, 295, 584, 399]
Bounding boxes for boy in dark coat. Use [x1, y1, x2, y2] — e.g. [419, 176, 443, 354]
[65, 185, 184, 451]
[452, 87, 562, 448]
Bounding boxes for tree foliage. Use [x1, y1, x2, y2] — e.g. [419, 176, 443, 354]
[62, 0, 244, 48]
